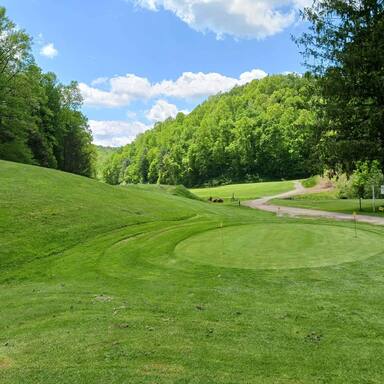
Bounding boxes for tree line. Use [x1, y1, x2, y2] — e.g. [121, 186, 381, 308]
[0, 7, 94, 177]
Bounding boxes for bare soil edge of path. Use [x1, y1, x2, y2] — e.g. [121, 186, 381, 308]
[243, 180, 384, 226]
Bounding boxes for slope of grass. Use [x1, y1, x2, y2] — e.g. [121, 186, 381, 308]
[272, 190, 384, 217]
[1, 160, 384, 383]
[191, 180, 295, 202]
[131, 184, 201, 200]
[301, 176, 319, 188]
[0, 161, 209, 271]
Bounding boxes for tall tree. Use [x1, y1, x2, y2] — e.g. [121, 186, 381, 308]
[0, 7, 95, 177]
[59, 82, 95, 177]
[0, 7, 33, 162]
[296, 0, 384, 174]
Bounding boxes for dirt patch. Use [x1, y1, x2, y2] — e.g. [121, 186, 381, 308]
[306, 179, 334, 194]
[305, 331, 323, 344]
[141, 362, 184, 376]
[114, 323, 130, 329]
[0, 356, 13, 369]
[93, 294, 113, 303]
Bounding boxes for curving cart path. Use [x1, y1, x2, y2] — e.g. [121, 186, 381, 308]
[243, 181, 384, 226]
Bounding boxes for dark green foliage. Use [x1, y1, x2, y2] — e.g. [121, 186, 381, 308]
[297, 0, 384, 174]
[0, 7, 95, 177]
[104, 75, 317, 187]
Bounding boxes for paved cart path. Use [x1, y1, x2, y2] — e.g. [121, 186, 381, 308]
[243, 181, 384, 226]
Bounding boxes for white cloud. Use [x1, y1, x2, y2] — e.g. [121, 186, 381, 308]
[91, 77, 109, 86]
[89, 120, 151, 147]
[81, 68, 267, 107]
[40, 43, 58, 59]
[133, 0, 311, 39]
[79, 83, 131, 107]
[147, 99, 189, 122]
[153, 72, 237, 99]
[79, 73, 154, 107]
[238, 69, 270, 85]
[110, 74, 153, 98]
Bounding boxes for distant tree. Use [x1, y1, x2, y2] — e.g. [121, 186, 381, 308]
[103, 151, 124, 185]
[351, 161, 383, 210]
[296, 0, 384, 174]
[59, 82, 95, 177]
[94, 146, 119, 180]
[352, 162, 370, 210]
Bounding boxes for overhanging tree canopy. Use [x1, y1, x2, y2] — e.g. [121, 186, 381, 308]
[296, 0, 384, 174]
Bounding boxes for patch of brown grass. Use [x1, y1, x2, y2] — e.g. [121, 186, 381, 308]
[141, 362, 184, 376]
[0, 356, 13, 369]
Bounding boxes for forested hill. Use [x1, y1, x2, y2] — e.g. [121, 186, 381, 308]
[103, 74, 317, 187]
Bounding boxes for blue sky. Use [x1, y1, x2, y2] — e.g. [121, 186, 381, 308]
[3, 0, 310, 146]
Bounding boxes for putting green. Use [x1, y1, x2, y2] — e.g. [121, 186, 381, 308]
[175, 223, 384, 269]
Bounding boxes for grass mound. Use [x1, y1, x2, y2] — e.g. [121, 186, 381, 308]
[0, 160, 207, 271]
[301, 176, 319, 188]
[130, 183, 201, 200]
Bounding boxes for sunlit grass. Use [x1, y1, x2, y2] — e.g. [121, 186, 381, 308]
[1, 160, 384, 383]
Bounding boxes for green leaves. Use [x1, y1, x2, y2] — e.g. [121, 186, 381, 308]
[104, 75, 317, 187]
[297, 0, 384, 174]
[0, 7, 94, 177]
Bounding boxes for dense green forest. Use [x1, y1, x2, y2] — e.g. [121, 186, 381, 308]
[0, 7, 94, 177]
[103, 74, 317, 187]
[94, 145, 118, 180]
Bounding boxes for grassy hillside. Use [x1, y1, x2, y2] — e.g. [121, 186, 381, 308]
[0, 160, 210, 271]
[2, 160, 384, 383]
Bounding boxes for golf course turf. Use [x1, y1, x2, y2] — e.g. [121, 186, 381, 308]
[1, 160, 384, 383]
[272, 191, 384, 217]
[175, 222, 384, 269]
[191, 180, 294, 202]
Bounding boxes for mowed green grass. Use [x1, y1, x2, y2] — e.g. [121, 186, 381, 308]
[272, 191, 384, 217]
[175, 222, 383, 269]
[1, 160, 384, 383]
[191, 180, 294, 202]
